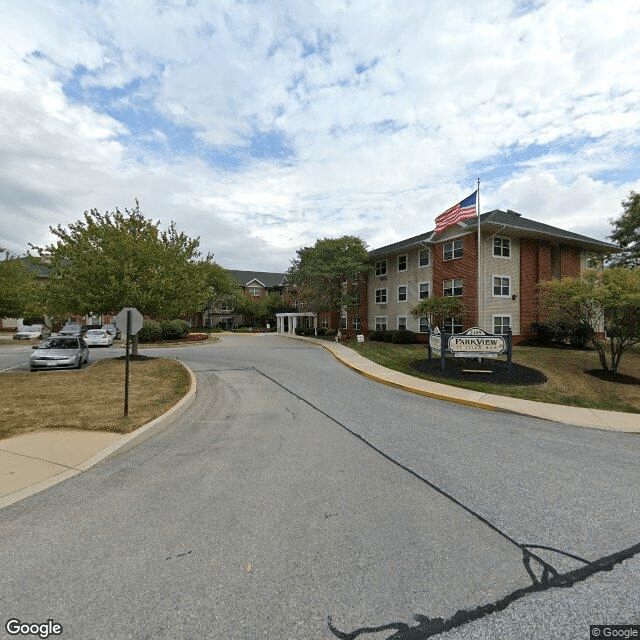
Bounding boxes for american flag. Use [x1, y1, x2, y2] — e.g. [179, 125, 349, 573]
[434, 190, 477, 234]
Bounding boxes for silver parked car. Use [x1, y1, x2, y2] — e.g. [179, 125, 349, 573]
[30, 337, 89, 371]
[13, 324, 44, 340]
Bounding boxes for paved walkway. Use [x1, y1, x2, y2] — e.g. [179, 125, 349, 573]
[1, 334, 638, 510]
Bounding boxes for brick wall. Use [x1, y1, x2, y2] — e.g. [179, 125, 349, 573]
[432, 233, 478, 327]
[519, 238, 540, 338]
[560, 245, 581, 277]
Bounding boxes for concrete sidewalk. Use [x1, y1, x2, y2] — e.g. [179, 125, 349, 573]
[0, 363, 197, 510]
[1, 335, 638, 511]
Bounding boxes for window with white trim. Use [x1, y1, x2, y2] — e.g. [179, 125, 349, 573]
[443, 278, 463, 297]
[493, 275, 511, 297]
[493, 237, 511, 258]
[419, 282, 430, 300]
[375, 316, 387, 330]
[443, 317, 463, 333]
[321, 317, 329, 329]
[419, 317, 431, 332]
[375, 260, 387, 277]
[249, 287, 261, 297]
[493, 315, 511, 335]
[375, 288, 387, 303]
[419, 249, 430, 267]
[398, 285, 407, 302]
[397, 316, 407, 331]
[397, 254, 407, 272]
[340, 314, 347, 330]
[352, 316, 361, 331]
[443, 239, 463, 260]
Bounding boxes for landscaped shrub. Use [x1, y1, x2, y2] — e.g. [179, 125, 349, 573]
[326, 328, 338, 337]
[138, 320, 163, 343]
[315, 327, 326, 336]
[369, 329, 392, 342]
[295, 327, 304, 335]
[390, 329, 418, 344]
[160, 319, 190, 340]
[569, 323, 591, 348]
[531, 320, 572, 345]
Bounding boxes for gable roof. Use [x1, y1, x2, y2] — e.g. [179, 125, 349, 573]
[369, 209, 617, 257]
[228, 270, 288, 288]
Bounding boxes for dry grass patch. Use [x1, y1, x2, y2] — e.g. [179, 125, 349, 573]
[0, 357, 191, 440]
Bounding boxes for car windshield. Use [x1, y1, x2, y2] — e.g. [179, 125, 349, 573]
[40, 338, 79, 350]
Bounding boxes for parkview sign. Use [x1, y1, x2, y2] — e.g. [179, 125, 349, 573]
[448, 328, 506, 358]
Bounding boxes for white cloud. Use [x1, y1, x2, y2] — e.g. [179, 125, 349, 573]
[0, 0, 639, 271]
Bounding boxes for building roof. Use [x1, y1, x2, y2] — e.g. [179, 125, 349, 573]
[369, 209, 618, 257]
[228, 270, 288, 288]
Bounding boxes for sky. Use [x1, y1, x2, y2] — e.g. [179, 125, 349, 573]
[1, 0, 639, 272]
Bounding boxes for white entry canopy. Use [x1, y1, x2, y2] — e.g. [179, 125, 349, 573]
[275, 312, 317, 335]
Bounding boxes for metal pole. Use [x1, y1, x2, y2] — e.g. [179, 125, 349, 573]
[124, 310, 131, 417]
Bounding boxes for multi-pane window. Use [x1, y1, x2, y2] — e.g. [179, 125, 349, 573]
[397, 254, 407, 272]
[419, 282, 430, 300]
[443, 317, 463, 333]
[419, 249, 430, 267]
[249, 287, 261, 297]
[321, 317, 329, 329]
[398, 285, 407, 302]
[375, 316, 387, 330]
[375, 260, 387, 277]
[493, 316, 511, 335]
[352, 316, 361, 331]
[493, 237, 511, 258]
[443, 278, 463, 297]
[397, 316, 407, 331]
[443, 239, 463, 260]
[493, 276, 511, 297]
[340, 314, 347, 330]
[375, 288, 387, 303]
[419, 317, 431, 333]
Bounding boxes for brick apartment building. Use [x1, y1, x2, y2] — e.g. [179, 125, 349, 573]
[365, 209, 617, 343]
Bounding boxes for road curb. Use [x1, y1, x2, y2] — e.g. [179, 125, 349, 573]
[0, 360, 197, 510]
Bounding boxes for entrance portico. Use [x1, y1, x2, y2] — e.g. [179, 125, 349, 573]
[276, 312, 317, 335]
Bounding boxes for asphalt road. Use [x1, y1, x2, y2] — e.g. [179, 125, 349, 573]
[1, 334, 638, 639]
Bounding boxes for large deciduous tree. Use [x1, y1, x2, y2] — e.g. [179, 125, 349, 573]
[608, 191, 640, 267]
[30, 201, 233, 351]
[0, 250, 42, 320]
[287, 236, 371, 329]
[538, 267, 640, 373]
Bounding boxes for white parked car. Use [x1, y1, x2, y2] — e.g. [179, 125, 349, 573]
[84, 329, 114, 347]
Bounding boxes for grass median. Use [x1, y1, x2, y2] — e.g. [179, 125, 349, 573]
[0, 356, 191, 440]
[343, 340, 640, 413]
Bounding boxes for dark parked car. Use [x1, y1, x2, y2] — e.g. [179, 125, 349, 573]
[30, 337, 89, 371]
[59, 323, 87, 337]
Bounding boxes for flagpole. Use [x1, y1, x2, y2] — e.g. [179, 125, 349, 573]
[476, 177, 482, 329]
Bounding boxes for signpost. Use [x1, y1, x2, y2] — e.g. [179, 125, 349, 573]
[427, 327, 512, 374]
[114, 307, 144, 417]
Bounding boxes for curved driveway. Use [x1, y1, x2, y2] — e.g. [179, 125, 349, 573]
[1, 334, 638, 639]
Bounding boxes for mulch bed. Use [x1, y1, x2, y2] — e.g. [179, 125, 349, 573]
[584, 369, 640, 385]
[410, 357, 548, 386]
